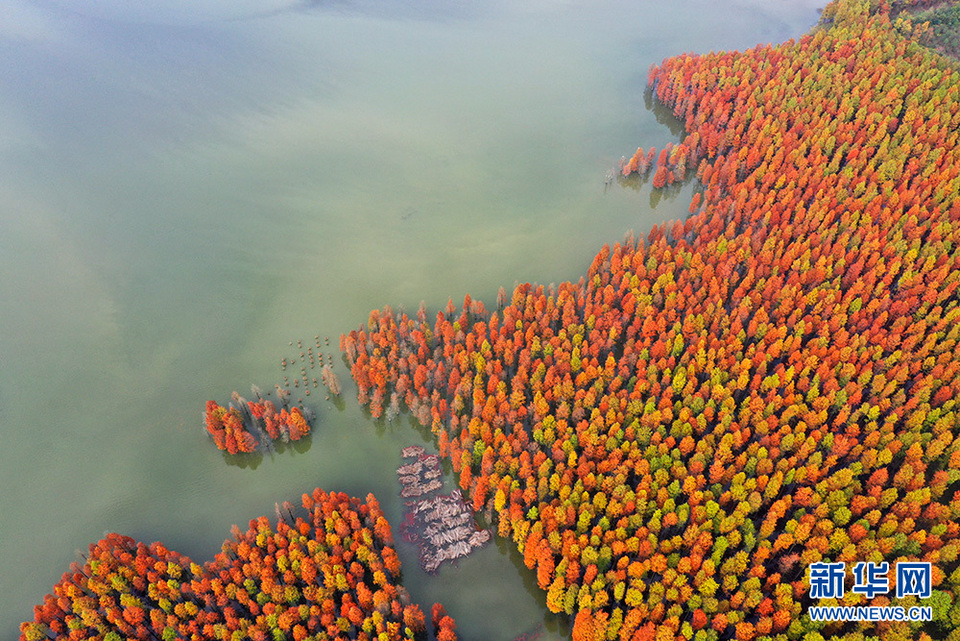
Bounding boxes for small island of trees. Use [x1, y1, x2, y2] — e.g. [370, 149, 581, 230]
[204, 391, 313, 455]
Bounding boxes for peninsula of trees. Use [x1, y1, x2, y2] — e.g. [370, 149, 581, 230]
[342, 0, 960, 638]
[21, 490, 460, 641]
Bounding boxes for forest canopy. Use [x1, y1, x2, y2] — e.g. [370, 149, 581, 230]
[341, 0, 960, 638]
[21, 490, 458, 641]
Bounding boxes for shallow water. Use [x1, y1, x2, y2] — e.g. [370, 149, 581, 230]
[0, 0, 823, 636]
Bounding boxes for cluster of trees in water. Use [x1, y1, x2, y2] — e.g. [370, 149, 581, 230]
[204, 393, 312, 455]
[203, 337, 346, 455]
[396, 446, 493, 574]
[340, 0, 960, 638]
[20, 490, 460, 641]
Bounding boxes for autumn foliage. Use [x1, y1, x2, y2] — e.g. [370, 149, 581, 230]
[205, 389, 314, 454]
[342, 1, 960, 638]
[21, 490, 458, 641]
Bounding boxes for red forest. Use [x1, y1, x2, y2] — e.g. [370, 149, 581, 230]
[21, 490, 458, 641]
[341, 1, 960, 638]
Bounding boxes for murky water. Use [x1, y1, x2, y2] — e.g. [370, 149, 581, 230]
[0, 0, 822, 636]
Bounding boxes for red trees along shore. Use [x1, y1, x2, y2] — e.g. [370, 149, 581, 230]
[21, 490, 459, 641]
[342, 1, 960, 638]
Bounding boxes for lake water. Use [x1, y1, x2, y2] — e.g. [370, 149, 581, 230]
[0, 1, 823, 637]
